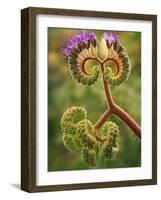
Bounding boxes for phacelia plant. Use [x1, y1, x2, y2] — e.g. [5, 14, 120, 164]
[60, 31, 141, 167]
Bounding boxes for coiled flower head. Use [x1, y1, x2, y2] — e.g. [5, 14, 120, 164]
[61, 106, 88, 153]
[101, 121, 120, 160]
[62, 31, 131, 87]
[61, 106, 97, 158]
[61, 106, 87, 134]
[103, 32, 131, 86]
[61, 107, 121, 166]
[61, 31, 99, 86]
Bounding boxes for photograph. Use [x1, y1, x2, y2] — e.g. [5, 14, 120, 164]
[21, 7, 157, 192]
[48, 28, 141, 171]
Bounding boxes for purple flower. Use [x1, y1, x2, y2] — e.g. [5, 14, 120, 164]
[61, 47, 72, 57]
[61, 39, 76, 57]
[75, 32, 87, 43]
[88, 32, 97, 41]
[103, 32, 119, 46]
[61, 31, 97, 57]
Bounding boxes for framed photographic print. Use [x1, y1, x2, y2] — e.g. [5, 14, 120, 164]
[21, 7, 157, 192]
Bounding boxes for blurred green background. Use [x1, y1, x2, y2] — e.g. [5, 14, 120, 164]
[48, 28, 141, 171]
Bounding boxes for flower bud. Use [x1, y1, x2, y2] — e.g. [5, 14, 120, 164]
[82, 147, 96, 167]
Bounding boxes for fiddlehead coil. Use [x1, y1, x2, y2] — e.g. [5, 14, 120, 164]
[61, 106, 99, 167]
[61, 106, 87, 134]
[61, 106, 88, 153]
[101, 121, 120, 159]
[82, 147, 96, 167]
[103, 32, 131, 86]
[62, 32, 100, 86]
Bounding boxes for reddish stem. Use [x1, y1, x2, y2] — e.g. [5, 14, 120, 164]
[94, 109, 112, 129]
[112, 105, 141, 139]
[102, 79, 115, 107]
[93, 61, 141, 140]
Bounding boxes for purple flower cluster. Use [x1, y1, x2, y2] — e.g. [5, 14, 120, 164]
[61, 31, 97, 57]
[103, 32, 119, 46]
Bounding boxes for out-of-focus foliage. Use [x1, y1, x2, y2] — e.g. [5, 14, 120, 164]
[48, 28, 141, 171]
